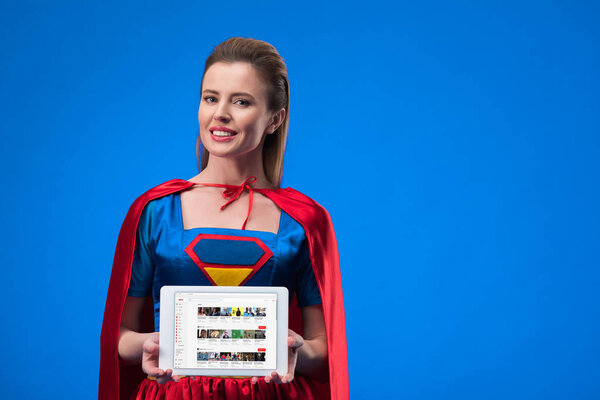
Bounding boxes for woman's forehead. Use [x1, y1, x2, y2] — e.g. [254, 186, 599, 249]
[203, 62, 267, 96]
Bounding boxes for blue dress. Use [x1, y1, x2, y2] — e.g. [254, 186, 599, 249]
[127, 193, 322, 331]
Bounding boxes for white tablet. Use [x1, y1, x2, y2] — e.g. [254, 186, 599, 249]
[159, 285, 289, 377]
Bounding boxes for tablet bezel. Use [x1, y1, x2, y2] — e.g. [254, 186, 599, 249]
[159, 285, 289, 377]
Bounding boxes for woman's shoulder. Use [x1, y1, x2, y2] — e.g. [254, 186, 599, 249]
[140, 178, 192, 199]
[273, 186, 333, 221]
[123, 179, 189, 221]
[128, 179, 190, 206]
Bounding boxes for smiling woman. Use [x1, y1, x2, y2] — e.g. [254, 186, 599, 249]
[195, 39, 290, 188]
[99, 37, 349, 400]
[197, 62, 285, 168]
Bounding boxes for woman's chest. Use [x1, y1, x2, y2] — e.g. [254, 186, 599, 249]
[180, 188, 282, 234]
[151, 227, 299, 290]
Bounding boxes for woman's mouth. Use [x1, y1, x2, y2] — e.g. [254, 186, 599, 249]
[210, 127, 238, 142]
[211, 130, 237, 137]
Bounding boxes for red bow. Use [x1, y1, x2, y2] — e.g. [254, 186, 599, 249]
[194, 176, 258, 230]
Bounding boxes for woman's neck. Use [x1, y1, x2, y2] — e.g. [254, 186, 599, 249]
[189, 154, 275, 189]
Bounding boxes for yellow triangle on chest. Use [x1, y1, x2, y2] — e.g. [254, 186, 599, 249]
[204, 267, 254, 286]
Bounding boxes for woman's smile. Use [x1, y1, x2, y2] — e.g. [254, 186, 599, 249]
[211, 132, 237, 141]
[210, 125, 239, 141]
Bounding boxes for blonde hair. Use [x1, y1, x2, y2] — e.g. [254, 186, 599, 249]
[196, 37, 290, 188]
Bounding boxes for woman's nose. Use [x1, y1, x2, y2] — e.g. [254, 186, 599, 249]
[214, 113, 230, 122]
[213, 104, 231, 122]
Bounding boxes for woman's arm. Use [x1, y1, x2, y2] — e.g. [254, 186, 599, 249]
[295, 303, 329, 381]
[118, 296, 152, 363]
[118, 296, 173, 382]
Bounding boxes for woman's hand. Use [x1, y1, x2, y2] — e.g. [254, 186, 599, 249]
[252, 329, 304, 385]
[141, 332, 175, 384]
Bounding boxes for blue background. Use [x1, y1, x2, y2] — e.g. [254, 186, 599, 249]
[1, 1, 599, 399]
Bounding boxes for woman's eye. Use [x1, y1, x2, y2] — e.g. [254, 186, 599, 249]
[235, 99, 250, 106]
[203, 96, 217, 103]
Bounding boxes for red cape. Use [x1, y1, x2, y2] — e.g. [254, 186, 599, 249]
[99, 179, 349, 399]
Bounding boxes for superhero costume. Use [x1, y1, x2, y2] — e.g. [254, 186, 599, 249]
[99, 177, 349, 399]
[127, 192, 322, 332]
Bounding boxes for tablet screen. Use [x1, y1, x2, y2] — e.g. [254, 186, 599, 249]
[173, 291, 277, 370]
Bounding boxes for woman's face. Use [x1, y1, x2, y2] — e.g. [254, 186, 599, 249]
[198, 61, 278, 159]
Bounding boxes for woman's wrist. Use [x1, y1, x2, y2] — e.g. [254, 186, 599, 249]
[118, 328, 153, 364]
[295, 336, 328, 380]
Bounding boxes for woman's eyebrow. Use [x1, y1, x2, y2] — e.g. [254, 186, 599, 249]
[202, 89, 255, 100]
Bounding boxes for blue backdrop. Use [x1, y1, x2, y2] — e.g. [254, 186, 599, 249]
[1, 1, 599, 399]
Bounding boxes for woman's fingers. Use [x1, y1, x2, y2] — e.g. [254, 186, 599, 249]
[265, 371, 284, 384]
[143, 342, 159, 355]
[262, 330, 304, 385]
[263, 371, 294, 384]
[285, 354, 296, 383]
[156, 369, 173, 384]
[143, 337, 160, 353]
[288, 334, 303, 349]
[281, 372, 294, 384]
[262, 331, 305, 385]
[264, 373, 277, 383]
[283, 332, 302, 383]
[146, 367, 166, 377]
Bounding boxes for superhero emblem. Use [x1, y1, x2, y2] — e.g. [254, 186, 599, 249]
[184, 233, 273, 286]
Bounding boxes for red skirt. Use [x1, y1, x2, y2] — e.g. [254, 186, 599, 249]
[134, 376, 324, 400]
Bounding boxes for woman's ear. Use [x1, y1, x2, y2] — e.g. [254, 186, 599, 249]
[268, 108, 286, 134]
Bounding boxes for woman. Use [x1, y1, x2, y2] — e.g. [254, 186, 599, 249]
[99, 37, 348, 399]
